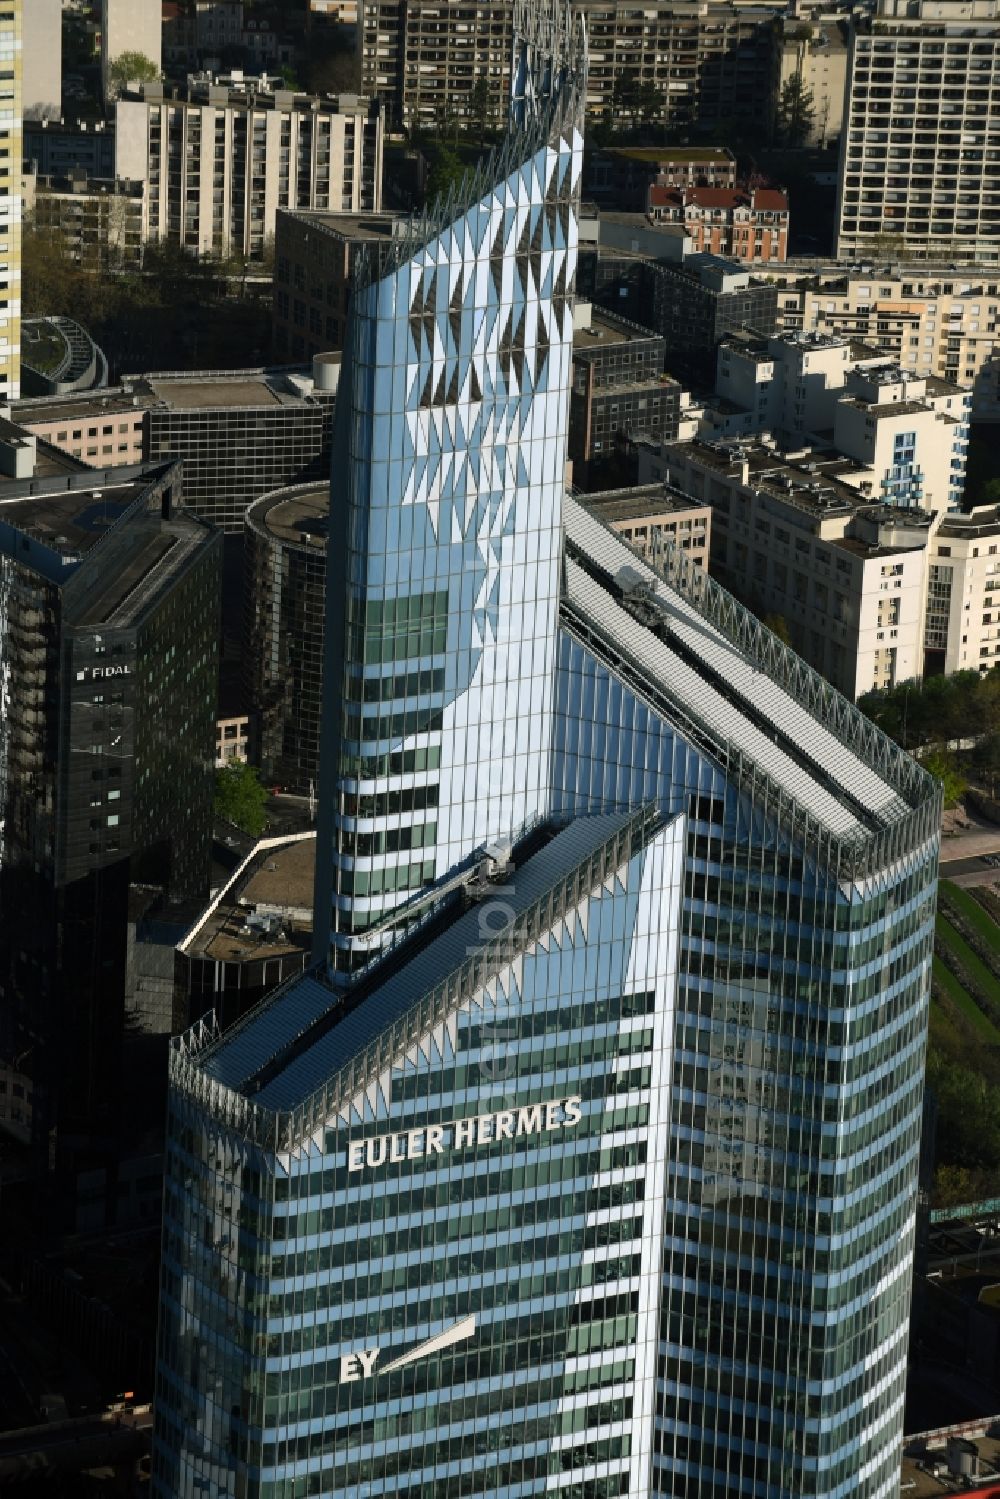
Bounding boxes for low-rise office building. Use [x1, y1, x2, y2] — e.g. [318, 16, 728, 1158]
[570, 305, 678, 479]
[115, 77, 383, 260]
[647, 185, 789, 263]
[595, 252, 779, 380]
[15, 366, 338, 534]
[583, 481, 712, 568]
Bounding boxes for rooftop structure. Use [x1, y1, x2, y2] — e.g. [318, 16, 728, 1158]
[176, 833, 316, 1030]
[769, 262, 1000, 421]
[582, 480, 712, 568]
[707, 331, 970, 513]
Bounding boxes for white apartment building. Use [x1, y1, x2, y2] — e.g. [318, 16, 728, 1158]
[770, 265, 1000, 422]
[705, 333, 970, 513]
[638, 435, 1000, 696]
[0, 0, 21, 400]
[115, 79, 383, 260]
[650, 438, 934, 697]
[926, 505, 1000, 675]
[835, 0, 1000, 263]
[101, 0, 163, 102]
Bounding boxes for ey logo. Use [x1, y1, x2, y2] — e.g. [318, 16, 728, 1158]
[337, 1315, 476, 1383]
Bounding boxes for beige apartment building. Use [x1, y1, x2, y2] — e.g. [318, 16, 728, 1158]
[774, 11, 848, 148]
[583, 483, 712, 569]
[705, 332, 970, 514]
[835, 0, 1000, 263]
[926, 505, 1000, 676]
[770, 265, 1000, 422]
[649, 438, 936, 697]
[362, 0, 781, 132]
[101, 0, 163, 102]
[0, 1, 20, 401]
[115, 78, 383, 260]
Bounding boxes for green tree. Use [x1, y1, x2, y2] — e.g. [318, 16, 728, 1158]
[978, 476, 1000, 506]
[922, 748, 967, 808]
[107, 50, 161, 96]
[425, 142, 466, 202]
[468, 78, 493, 146]
[215, 762, 269, 837]
[775, 72, 815, 147]
[762, 612, 792, 647]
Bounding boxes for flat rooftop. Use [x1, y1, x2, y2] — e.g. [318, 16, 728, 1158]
[148, 375, 284, 410]
[284, 209, 403, 243]
[14, 387, 154, 424]
[0, 481, 151, 559]
[185, 836, 316, 964]
[902, 1427, 1000, 1499]
[584, 484, 708, 524]
[248, 483, 329, 547]
[601, 147, 733, 164]
[671, 438, 873, 517]
[575, 310, 658, 351]
[197, 813, 641, 1113]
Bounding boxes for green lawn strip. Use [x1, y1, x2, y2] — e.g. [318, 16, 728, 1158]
[932, 955, 1000, 1042]
[937, 912, 1000, 1008]
[941, 879, 1000, 954]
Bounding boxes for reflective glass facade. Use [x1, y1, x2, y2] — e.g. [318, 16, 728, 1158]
[153, 3, 942, 1496]
[156, 810, 684, 1498]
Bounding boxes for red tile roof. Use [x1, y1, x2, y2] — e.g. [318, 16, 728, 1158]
[648, 185, 788, 212]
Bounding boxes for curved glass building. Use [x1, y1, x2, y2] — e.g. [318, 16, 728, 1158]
[152, 3, 942, 1496]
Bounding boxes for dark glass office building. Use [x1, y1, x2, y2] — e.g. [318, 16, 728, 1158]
[244, 482, 331, 793]
[152, 3, 941, 1495]
[0, 458, 220, 1207]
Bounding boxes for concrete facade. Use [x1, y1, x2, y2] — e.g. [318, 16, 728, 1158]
[707, 333, 970, 515]
[652, 438, 936, 697]
[1, 0, 21, 401]
[21, 0, 61, 121]
[362, 0, 783, 132]
[836, 0, 1000, 262]
[115, 80, 383, 260]
[771, 264, 1000, 422]
[101, 0, 163, 102]
[926, 505, 1000, 676]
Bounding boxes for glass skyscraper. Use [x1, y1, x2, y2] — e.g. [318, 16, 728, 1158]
[152, 4, 942, 1496]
